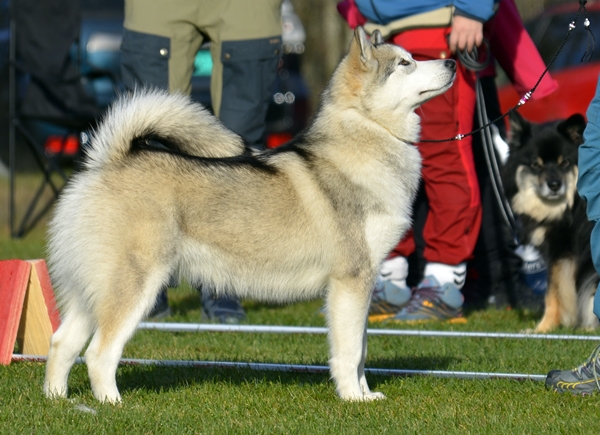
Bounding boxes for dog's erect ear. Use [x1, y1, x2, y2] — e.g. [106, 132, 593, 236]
[353, 26, 376, 69]
[371, 30, 384, 46]
[557, 113, 586, 145]
[508, 110, 530, 150]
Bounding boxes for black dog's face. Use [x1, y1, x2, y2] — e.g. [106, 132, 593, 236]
[503, 112, 586, 222]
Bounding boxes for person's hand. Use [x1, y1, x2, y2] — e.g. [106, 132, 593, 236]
[448, 15, 483, 54]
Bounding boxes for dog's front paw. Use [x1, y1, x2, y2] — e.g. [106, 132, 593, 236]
[533, 324, 556, 334]
[94, 391, 122, 404]
[44, 384, 68, 400]
[363, 391, 386, 401]
[339, 391, 386, 401]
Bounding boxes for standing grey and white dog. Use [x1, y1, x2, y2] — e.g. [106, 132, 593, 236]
[44, 27, 455, 402]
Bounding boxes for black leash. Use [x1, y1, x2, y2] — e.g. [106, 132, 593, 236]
[425, 0, 594, 243]
[475, 76, 521, 244]
[421, 0, 594, 144]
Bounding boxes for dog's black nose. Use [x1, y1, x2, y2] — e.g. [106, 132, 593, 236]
[444, 59, 456, 71]
[547, 180, 562, 192]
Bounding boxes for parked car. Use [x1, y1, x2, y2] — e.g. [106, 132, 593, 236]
[497, 3, 600, 124]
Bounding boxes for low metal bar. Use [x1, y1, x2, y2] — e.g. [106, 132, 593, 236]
[138, 322, 600, 341]
[11, 354, 546, 382]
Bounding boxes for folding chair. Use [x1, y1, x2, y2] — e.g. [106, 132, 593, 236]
[8, 0, 114, 238]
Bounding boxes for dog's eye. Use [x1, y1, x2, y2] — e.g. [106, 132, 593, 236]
[398, 59, 411, 66]
[560, 160, 570, 168]
[530, 162, 542, 171]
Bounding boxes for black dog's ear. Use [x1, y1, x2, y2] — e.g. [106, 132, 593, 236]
[557, 113, 586, 145]
[508, 110, 531, 150]
[371, 30, 383, 46]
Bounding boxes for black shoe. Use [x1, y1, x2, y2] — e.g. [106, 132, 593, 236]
[546, 344, 600, 395]
[200, 287, 246, 324]
[148, 289, 171, 320]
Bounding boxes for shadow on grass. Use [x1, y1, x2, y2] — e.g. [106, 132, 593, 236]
[96, 355, 460, 397]
[514, 308, 544, 323]
[169, 293, 202, 317]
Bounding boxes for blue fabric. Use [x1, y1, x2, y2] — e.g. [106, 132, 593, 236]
[354, 0, 497, 25]
[595, 283, 600, 320]
[578, 75, 600, 319]
[578, 75, 600, 221]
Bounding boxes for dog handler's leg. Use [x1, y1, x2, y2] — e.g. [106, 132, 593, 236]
[212, 38, 280, 150]
[326, 278, 384, 401]
[44, 308, 95, 398]
[208, 0, 281, 150]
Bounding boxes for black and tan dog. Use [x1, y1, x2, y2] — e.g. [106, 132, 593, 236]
[502, 111, 598, 332]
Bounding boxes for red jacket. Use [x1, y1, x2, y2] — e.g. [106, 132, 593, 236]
[337, 0, 557, 100]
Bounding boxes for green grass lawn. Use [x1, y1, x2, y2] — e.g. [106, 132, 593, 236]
[2, 175, 600, 434]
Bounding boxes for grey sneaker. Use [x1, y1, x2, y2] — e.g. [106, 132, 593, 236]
[200, 287, 246, 324]
[368, 257, 411, 321]
[546, 344, 600, 395]
[368, 277, 411, 322]
[392, 276, 466, 323]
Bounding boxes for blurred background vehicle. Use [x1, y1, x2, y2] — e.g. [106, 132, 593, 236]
[0, 0, 309, 166]
[497, 2, 600, 124]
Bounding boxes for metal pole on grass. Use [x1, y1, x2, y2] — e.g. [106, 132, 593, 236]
[138, 322, 600, 341]
[11, 354, 547, 382]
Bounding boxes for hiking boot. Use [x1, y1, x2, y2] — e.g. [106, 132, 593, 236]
[148, 289, 171, 320]
[369, 277, 411, 322]
[546, 344, 600, 395]
[391, 276, 466, 323]
[200, 287, 246, 324]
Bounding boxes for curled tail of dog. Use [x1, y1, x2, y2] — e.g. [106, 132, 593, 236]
[84, 88, 245, 170]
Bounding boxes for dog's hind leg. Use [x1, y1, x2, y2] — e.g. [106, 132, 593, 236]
[326, 277, 384, 401]
[84, 268, 169, 403]
[44, 303, 95, 399]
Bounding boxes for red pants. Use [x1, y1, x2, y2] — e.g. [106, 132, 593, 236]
[390, 27, 482, 265]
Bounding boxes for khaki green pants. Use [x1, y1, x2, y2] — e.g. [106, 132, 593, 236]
[121, 0, 282, 146]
